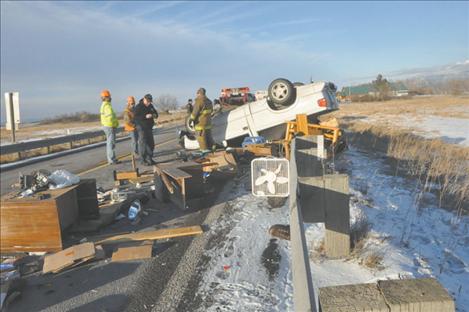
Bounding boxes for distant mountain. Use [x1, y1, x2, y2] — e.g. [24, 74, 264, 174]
[387, 60, 469, 82]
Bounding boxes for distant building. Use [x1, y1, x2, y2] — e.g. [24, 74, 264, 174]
[340, 81, 409, 100]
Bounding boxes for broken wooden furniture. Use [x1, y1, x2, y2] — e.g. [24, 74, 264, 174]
[154, 161, 205, 210]
[193, 150, 238, 182]
[113, 168, 155, 186]
[1, 179, 100, 253]
[1, 185, 80, 253]
[42, 242, 96, 274]
[76, 179, 99, 219]
[96, 225, 203, 245]
[42, 225, 203, 273]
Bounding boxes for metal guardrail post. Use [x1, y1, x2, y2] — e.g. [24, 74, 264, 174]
[289, 138, 317, 312]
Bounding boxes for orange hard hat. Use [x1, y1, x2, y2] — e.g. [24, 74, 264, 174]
[127, 96, 135, 104]
[101, 89, 111, 98]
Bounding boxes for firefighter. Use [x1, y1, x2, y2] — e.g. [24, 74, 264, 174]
[134, 94, 158, 165]
[124, 96, 138, 157]
[100, 89, 120, 165]
[189, 88, 214, 151]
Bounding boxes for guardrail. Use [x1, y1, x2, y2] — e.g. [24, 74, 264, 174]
[289, 137, 318, 312]
[1, 127, 126, 159]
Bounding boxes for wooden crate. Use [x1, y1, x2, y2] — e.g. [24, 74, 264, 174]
[1, 185, 79, 253]
[155, 161, 205, 210]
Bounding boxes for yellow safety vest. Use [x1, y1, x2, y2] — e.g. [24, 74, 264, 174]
[100, 101, 119, 128]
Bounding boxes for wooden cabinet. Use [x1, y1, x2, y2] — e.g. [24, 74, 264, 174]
[1, 185, 79, 253]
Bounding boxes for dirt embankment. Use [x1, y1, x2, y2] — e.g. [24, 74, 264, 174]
[326, 96, 469, 215]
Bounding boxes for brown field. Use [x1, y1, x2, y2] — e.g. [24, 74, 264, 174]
[330, 95, 469, 121]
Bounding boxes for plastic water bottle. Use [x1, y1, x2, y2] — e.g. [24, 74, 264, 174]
[128, 200, 141, 221]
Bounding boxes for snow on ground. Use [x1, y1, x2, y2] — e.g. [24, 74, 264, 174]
[0, 126, 103, 145]
[196, 145, 468, 311]
[396, 115, 469, 146]
[306, 147, 468, 311]
[355, 113, 469, 147]
[195, 176, 293, 312]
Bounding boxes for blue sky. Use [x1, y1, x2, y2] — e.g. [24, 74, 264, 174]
[1, 1, 468, 122]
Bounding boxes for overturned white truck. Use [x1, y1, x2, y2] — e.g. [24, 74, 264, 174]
[181, 78, 339, 149]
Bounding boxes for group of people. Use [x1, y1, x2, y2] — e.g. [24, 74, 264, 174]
[100, 87, 214, 166]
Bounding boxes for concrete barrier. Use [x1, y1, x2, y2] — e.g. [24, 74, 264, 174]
[295, 136, 350, 258]
[319, 278, 455, 312]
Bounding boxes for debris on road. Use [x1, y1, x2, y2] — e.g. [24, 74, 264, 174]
[269, 224, 290, 241]
[42, 242, 96, 274]
[111, 242, 153, 262]
[96, 225, 204, 245]
[0, 269, 24, 310]
[1, 184, 81, 253]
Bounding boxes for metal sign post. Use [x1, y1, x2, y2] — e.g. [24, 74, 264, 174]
[4, 92, 20, 143]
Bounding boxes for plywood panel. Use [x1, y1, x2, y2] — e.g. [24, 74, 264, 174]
[112, 243, 153, 262]
[97, 226, 203, 244]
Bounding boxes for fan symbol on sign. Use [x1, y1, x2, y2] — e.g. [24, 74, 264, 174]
[255, 164, 288, 195]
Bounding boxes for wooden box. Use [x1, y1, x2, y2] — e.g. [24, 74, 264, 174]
[1, 185, 79, 253]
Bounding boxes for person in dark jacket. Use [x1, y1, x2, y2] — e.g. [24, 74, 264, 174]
[186, 99, 193, 114]
[134, 94, 158, 165]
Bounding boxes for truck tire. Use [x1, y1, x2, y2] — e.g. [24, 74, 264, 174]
[268, 78, 296, 107]
[185, 115, 196, 135]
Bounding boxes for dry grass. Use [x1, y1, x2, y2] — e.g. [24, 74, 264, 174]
[322, 96, 469, 215]
[350, 213, 371, 252]
[361, 252, 384, 269]
[343, 121, 469, 215]
[332, 95, 469, 120]
[314, 239, 325, 255]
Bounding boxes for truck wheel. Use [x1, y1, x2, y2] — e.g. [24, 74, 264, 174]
[185, 115, 196, 135]
[268, 78, 296, 107]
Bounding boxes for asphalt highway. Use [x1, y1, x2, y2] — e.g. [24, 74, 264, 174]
[1, 124, 233, 311]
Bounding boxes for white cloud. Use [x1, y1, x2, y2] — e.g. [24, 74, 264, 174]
[1, 1, 327, 121]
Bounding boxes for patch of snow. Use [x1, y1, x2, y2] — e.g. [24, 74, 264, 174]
[353, 112, 469, 147]
[197, 145, 468, 311]
[0, 127, 103, 146]
[306, 148, 468, 311]
[408, 116, 469, 146]
[195, 181, 293, 311]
